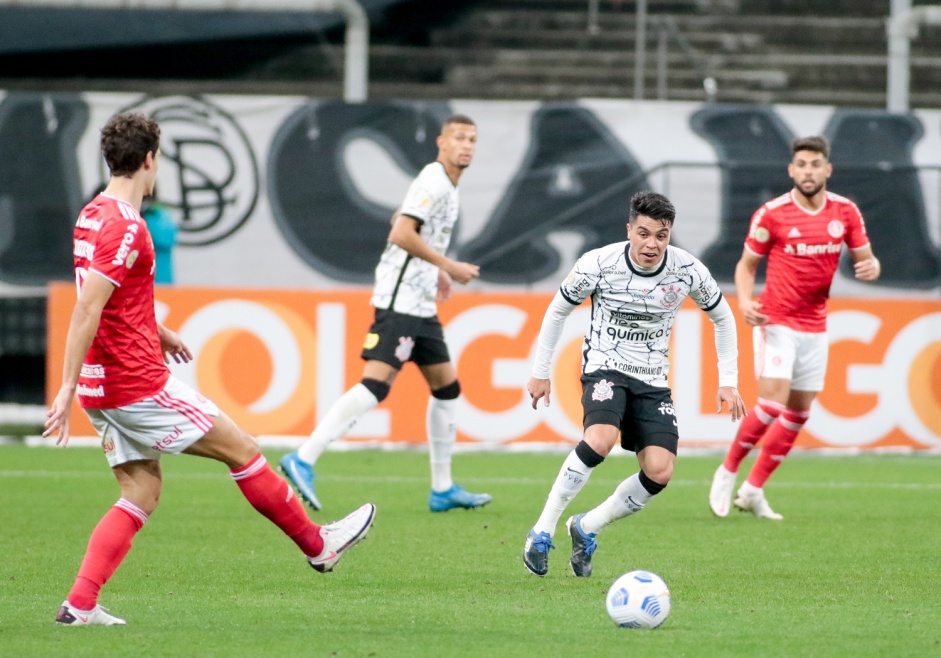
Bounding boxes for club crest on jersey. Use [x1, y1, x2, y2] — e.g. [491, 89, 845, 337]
[363, 333, 380, 350]
[660, 285, 681, 309]
[395, 336, 415, 362]
[827, 220, 845, 238]
[592, 379, 615, 401]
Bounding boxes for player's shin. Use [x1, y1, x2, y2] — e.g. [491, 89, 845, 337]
[427, 389, 458, 492]
[533, 441, 603, 535]
[231, 454, 324, 557]
[298, 383, 380, 465]
[746, 408, 809, 487]
[723, 398, 784, 472]
[581, 470, 667, 534]
[67, 500, 147, 610]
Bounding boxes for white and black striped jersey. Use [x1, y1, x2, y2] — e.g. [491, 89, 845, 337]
[370, 162, 458, 318]
[557, 242, 724, 387]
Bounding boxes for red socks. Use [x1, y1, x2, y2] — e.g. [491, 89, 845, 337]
[723, 398, 785, 473]
[67, 455, 323, 611]
[231, 454, 324, 558]
[67, 499, 148, 611]
[746, 408, 810, 487]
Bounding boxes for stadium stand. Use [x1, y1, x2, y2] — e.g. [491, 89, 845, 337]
[0, 1, 939, 107]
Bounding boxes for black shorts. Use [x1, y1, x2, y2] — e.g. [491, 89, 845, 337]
[580, 370, 678, 454]
[360, 308, 451, 369]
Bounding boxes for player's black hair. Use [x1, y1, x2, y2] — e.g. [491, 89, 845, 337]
[101, 112, 160, 178]
[792, 135, 831, 160]
[629, 191, 675, 226]
[442, 114, 475, 130]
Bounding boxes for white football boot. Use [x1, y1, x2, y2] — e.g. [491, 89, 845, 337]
[55, 601, 126, 626]
[733, 482, 783, 520]
[708, 465, 738, 517]
[308, 502, 376, 573]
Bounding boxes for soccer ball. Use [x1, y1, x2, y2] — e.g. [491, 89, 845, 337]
[605, 570, 671, 628]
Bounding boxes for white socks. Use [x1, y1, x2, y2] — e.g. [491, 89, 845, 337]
[580, 473, 654, 535]
[533, 450, 594, 535]
[427, 397, 456, 492]
[297, 383, 379, 465]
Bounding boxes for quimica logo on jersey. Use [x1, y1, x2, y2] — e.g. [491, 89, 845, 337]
[46, 285, 941, 449]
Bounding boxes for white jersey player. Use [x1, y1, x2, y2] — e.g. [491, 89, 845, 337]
[523, 191, 746, 579]
[281, 114, 492, 513]
[371, 161, 460, 317]
[544, 240, 727, 387]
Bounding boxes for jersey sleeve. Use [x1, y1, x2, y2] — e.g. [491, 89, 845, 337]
[744, 205, 774, 256]
[844, 201, 871, 250]
[688, 256, 724, 312]
[399, 168, 445, 224]
[559, 251, 601, 305]
[89, 219, 147, 287]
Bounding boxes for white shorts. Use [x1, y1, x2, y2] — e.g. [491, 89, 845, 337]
[85, 375, 220, 467]
[753, 324, 828, 392]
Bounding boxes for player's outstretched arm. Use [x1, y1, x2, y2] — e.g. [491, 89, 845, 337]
[44, 273, 114, 445]
[716, 386, 747, 422]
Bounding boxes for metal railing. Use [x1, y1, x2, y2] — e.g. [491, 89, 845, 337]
[2, 0, 370, 101]
[586, 0, 716, 102]
[474, 160, 941, 282]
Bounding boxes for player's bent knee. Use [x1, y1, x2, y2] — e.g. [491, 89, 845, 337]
[639, 469, 669, 495]
[361, 377, 391, 403]
[642, 462, 673, 487]
[431, 380, 461, 400]
[122, 484, 161, 515]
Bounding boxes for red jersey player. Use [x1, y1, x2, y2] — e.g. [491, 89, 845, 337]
[708, 135, 881, 520]
[45, 113, 375, 626]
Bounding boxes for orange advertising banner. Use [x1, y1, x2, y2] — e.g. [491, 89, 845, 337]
[47, 284, 941, 450]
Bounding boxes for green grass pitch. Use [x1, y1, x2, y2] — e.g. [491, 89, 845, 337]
[1, 445, 939, 657]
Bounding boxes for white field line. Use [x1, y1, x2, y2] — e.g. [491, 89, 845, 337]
[1, 470, 939, 490]
[7, 436, 941, 457]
